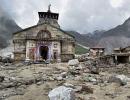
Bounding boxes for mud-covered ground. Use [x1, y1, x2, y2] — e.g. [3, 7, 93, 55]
[0, 62, 130, 100]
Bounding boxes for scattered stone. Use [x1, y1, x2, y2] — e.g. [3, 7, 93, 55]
[79, 85, 93, 94]
[88, 97, 96, 100]
[15, 88, 25, 95]
[56, 76, 63, 81]
[89, 77, 97, 83]
[0, 61, 130, 100]
[76, 85, 93, 94]
[0, 76, 4, 82]
[48, 86, 75, 100]
[2, 57, 13, 63]
[90, 67, 99, 74]
[36, 81, 43, 85]
[74, 76, 82, 81]
[49, 77, 55, 81]
[60, 72, 67, 78]
[127, 96, 130, 99]
[74, 86, 82, 92]
[63, 83, 75, 88]
[108, 74, 130, 86]
[84, 75, 97, 83]
[105, 93, 117, 99]
[69, 69, 80, 75]
[68, 59, 79, 66]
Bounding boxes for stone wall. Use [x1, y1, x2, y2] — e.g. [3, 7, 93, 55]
[14, 52, 26, 61]
[61, 54, 75, 62]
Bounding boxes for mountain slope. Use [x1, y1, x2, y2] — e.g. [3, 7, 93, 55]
[68, 17, 130, 54]
[102, 17, 130, 37]
[67, 31, 96, 47]
[0, 7, 21, 49]
[97, 17, 130, 53]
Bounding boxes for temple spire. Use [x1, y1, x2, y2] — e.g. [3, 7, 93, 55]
[48, 4, 51, 12]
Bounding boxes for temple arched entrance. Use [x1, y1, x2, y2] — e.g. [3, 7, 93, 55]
[36, 30, 51, 61]
[39, 46, 49, 60]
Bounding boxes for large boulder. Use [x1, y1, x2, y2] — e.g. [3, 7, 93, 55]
[48, 86, 75, 100]
[68, 59, 79, 66]
[108, 74, 130, 86]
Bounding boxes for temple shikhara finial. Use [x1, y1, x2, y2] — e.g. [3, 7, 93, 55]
[38, 4, 59, 25]
[48, 4, 51, 12]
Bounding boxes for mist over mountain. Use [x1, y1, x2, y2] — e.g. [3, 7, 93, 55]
[0, 7, 21, 49]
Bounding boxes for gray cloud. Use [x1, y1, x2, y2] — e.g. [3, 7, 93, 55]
[0, 0, 130, 33]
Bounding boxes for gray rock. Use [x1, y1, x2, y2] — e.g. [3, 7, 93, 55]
[63, 83, 75, 88]
[56, 76, 63, 81]
[60, 72, 67, 78]
[76, 85, 94, 94]
[108, 74, 130, 86]
[90, 67, 99, 74]
[48, 86, 75, 100]
[0, 76, 4, 82]
[68, 59, 79, 66]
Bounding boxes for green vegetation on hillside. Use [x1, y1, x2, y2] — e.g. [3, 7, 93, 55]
[75, 44, 89, 54]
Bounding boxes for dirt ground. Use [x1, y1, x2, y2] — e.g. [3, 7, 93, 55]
[0, 63, 130, 100]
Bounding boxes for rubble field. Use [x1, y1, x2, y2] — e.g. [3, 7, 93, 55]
[0, 61, 130, 100]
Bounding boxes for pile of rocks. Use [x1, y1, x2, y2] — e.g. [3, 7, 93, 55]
[0, 58, 130, 100]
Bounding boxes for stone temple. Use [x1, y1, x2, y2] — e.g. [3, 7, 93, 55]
[13, 5, 75, 62]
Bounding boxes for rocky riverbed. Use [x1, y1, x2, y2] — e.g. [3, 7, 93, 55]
[0, 61, 130, 100]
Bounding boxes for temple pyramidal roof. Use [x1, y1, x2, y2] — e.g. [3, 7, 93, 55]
[38, 4, 59, 20]
[13, 5, 75, 38]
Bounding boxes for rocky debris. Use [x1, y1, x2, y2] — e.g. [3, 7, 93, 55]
[0, 76, 48, 90]
[77, 54, 89, 62]
[77, 85, 94, 94]
[0, 62, 130, 100]
[1, 57, 14, 63]
[105, 92, 118, 99]
[83, 75, 97, 84]
[68, 59, 79, 66]
[108, 74, 130, 86]
[63, 83, 75, 89]
[0, 88, 17, 99]
[0, 85, 27, 100]
[55, 76, 63, 81]
[68, 64, 83, 76]
[90, 66, 99, 74]
[0, 76, 4, 82]
[127, 96, 130, 99]
[60, 72, 67, 78]
[82, 60, 100, 74]
[84, 97, 96, 100]
[87, 61, 100, 74]
[68, 68, 80, 76]
[48, 86, 75, 100]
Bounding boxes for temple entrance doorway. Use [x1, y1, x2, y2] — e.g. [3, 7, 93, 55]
[39, 46, 49, 60]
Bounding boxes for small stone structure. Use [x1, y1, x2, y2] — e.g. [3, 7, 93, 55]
[13, 5, 75, 62]
[89, 47, 105, 58]
[94, 46, 130, 66]
[113, 46, 130, 64]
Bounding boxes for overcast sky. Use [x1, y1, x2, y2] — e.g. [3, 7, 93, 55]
[0, 0, 130, 33]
